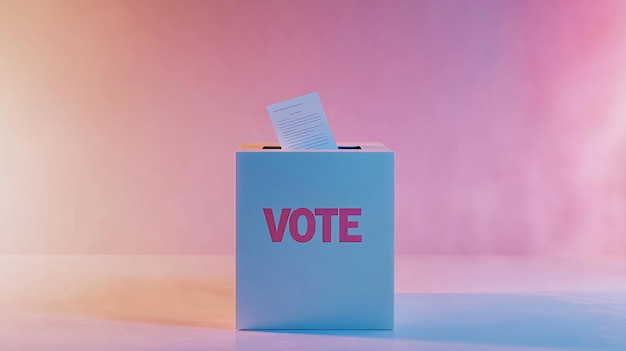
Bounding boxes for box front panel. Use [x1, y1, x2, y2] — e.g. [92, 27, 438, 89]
[236, 151, 393, 329]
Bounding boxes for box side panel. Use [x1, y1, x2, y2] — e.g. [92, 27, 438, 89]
[236, 151, 394, 329]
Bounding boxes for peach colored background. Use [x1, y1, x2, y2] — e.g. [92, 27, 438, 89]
[1, 0, 625, 254]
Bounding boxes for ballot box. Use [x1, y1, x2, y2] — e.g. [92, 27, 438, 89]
[236, 142, 394, 329]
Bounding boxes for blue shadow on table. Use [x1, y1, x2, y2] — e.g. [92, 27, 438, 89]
[262, 292, 626, 350]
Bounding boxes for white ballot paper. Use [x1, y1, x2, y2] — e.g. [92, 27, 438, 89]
[266, 92, 338, 150]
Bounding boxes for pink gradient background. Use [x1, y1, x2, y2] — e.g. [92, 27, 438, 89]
[1, 0, 625, 255]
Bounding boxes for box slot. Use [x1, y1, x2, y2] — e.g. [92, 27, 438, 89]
[262, 146, 362, 150]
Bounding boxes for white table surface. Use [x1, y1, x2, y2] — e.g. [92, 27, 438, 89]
[1, 255, 625, 351]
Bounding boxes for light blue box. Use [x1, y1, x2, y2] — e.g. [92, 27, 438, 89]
[236, 142, 394, 330]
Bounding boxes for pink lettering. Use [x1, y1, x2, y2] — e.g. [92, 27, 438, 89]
[264, 207, 362, 243]
[289, 208, 316, 243]
[263, 208, 290, 242]
[314, 208, 339, 242]
[339, 208, 362, 242]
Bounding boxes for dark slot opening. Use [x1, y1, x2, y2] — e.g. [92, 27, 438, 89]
[262, 145, 361, 150]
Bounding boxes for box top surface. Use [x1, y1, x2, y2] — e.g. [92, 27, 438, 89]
[237, 142, 392, 152]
